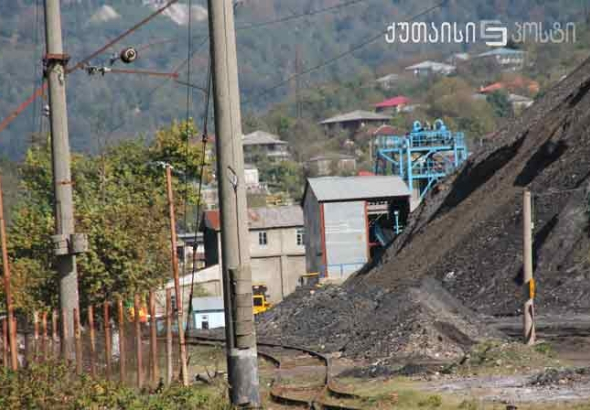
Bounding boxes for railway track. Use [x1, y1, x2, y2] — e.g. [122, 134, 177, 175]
[186, 335, 366, 409]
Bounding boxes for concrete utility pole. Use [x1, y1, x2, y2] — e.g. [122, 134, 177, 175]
[523, 189, 536, 345]
[207, 0, 261, 406]
[43, 0, 86, 359]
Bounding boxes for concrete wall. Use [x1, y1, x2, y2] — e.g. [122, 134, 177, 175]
[193, 311, 225, 330]
[303, 190, 323, 275]
[249, 227, 306, 303]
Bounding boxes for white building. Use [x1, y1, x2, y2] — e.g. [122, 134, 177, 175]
[191, 297, 225, 330]
[405, 61, 456, 77]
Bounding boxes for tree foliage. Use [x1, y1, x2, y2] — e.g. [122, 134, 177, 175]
[1, 120, 206, 312]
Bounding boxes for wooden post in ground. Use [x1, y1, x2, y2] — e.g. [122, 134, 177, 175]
[165, 165, 189, 386]
[149, 291, 158, 386]
[52, 310, 58, 359]
[104, 302, 111, 380]
[117, 298, 126, 384]
[2, 319, 7, 368]
[165, 288, 173, 385]
[0, 175, 18, 370]
[523, 189, 536, 345]
[88, 306, 96, 377]
[73, 308, 82, 374]
[41, 312, 48, 362]
[33, 311, 39, 362]
[134, 294, 144, 389]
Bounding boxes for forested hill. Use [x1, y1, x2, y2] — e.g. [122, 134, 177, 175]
[0, 0, 585, 159]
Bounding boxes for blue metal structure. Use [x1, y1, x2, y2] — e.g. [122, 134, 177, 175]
[373, 119, 468, 201]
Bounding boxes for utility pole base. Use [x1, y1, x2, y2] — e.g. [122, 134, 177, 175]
[227, 348, 261, 407]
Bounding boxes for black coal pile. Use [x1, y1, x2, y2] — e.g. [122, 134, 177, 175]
[260, 56, 590, 360]
[258, 278, 501, 360]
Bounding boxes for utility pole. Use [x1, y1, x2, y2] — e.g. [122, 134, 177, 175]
[207, 0, 261, 406]
[0, 176, 18, 370]
[43, 0, 86, 359]
[523, 189, 535, 345]
[165, 165, 189, 386]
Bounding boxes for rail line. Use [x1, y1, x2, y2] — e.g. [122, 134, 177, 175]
[186, 335, 365, 409]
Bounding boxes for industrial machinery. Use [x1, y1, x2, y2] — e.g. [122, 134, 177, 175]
[374, 119, 468, 203]
[252, 284, 272, 315]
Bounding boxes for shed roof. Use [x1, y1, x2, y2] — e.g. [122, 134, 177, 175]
[305, 176, 410, 203]
[202, 206, 303, 231]
[320, 110, 391, 125]
[191, 296, 224, 312]
[242, 130, 287, 145]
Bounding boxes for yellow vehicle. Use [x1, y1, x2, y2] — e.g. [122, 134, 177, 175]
[252, 284, 272, 315]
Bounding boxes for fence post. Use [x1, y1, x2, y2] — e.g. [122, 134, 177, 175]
[74, 308, 82, 374]
[33, 311, 39, 362]
[41, 312, 48, 362]
[52, 310, 59, 359]
[134, 294, 144, 389]
[88, 306, 96, 377]
[117, 298, 126, 384]
[149, 291, 158, 386]
[104, 302, 111, 380]
[2, 319, 7, 368]
[166, 288, 173, 385]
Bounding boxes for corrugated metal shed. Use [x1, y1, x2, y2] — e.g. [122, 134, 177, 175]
[202, 206, 303, 231]
[306, 176, 410, 202]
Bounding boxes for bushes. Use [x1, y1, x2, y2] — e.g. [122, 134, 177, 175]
[0, 361, 229, 410]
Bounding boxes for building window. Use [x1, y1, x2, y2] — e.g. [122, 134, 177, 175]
[201, 315, 209, 330]
[258, 231, 268, 246]
[297, 228, 304, 246]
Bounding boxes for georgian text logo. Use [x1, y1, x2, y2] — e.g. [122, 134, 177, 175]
[385, 21, 576, 46]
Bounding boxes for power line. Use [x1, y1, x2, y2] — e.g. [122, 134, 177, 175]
[247, 0, 446, 103]
[236, 0, 373, 30]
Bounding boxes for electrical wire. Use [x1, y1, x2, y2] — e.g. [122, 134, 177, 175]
[236, 0, 372, 30]
[246, 0, 447, 104]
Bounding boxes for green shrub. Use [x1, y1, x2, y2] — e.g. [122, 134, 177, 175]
[0, 360, 229, 410]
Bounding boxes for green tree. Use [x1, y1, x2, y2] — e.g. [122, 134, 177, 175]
[2, 120, 206, 312]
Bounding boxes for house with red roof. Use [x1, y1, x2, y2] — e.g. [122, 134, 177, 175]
[374, 96, 410, 114]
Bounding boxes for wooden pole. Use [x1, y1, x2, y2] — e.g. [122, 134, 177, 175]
[41, 312, 48, 362]
[33, 311, 39, 361]
[103, 302, 111, 379]
[52, 310, 58, 359]
[2, 319, 7, 368]
[73, 308, 82, 374]
[134, 294, 144, 389]
[523, 189, 536, 345]
[0, 175, 18, 370]
[88, 306, 96, 377]
[117, 298, 126, 384]
[165, 288, 173, 385]
[165, 165, 189, 386]
[149, 291, 158, 386]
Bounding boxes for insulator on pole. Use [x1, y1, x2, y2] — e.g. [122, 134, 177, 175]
[120, 47, 138, 64]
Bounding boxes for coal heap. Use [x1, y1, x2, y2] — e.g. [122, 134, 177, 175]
[259, 57, 590, 360]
